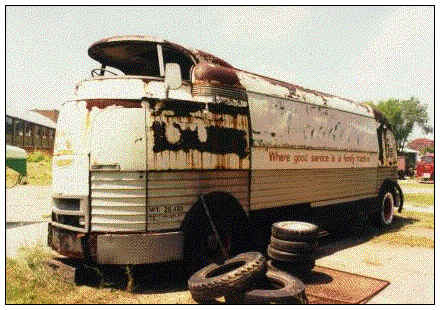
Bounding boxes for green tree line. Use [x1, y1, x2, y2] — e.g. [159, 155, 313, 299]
[364, 97, 432, 153]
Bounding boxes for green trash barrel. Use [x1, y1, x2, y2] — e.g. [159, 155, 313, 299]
[6, 145, 27, 176]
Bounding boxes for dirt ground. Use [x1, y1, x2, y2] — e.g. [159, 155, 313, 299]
[6, 180, 434, 304]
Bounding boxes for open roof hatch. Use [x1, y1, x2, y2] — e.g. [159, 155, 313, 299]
[88, 35, 195, 79]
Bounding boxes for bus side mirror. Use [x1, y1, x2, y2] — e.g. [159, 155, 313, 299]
[165, 63, 182, 90]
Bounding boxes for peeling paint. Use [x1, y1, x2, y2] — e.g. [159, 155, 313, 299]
[151, 121, 248, 158]
[86, 99, 142, 111]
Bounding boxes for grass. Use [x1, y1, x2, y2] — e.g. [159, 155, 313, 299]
[6, 151, 52, 187]
[399, 181, 434, 190]
[367, 210, 434, 248]
[6, 245, 142, 304]
[404, 193, 434, 207]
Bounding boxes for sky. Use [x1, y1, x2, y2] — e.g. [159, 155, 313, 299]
[5, 6, 434, 140]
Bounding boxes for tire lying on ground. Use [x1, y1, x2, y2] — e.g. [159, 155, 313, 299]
[271, 221, 319, 242]
[188, 252, 266, 303]
[226, 269, 308, 304]
[266, 259, 316, 276]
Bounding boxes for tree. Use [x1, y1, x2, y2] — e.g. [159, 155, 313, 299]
[421, 145, 434, 154]
[366, 97, 432, 153]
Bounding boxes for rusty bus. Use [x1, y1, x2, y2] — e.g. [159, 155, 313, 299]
[48, 35, 403, 269]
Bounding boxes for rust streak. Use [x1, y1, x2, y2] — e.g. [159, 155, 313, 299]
[85, 99, 142, 111]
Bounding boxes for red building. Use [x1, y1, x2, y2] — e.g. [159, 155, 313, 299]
[407, 138, 434, 152]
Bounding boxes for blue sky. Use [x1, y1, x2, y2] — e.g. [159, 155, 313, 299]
[6, 6, 434, 139]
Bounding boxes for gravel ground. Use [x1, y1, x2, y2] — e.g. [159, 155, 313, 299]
[6, 185, 52, 222]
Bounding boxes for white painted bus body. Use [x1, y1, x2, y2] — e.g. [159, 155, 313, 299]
[49, 36, 398, 264]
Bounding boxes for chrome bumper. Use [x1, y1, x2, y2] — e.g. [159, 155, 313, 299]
[96, 231, 184, 265]
[49, 223, 184, 265]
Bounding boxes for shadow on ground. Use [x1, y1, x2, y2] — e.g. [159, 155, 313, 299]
[315, 213, 418, 259]
[48, 212, 419, 295]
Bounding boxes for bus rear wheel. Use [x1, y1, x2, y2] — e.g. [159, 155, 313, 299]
[182, 193, 251, 276]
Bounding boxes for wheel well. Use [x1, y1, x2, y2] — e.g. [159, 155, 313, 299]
[181, 191, 248, 230]
[379, 179, 395, 194]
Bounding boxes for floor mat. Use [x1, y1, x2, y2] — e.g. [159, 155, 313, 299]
[302, 266, 390, 304]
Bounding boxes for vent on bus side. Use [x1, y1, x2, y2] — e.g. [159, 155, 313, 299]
[192, 85, 247, 101]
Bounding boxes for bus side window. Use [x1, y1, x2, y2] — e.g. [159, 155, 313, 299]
[377, 123, 384, 165]
[6, 116, 13, 144]
[162, 46, 194, 81]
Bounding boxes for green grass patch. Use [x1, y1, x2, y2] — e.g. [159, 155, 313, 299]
[6, 168, 21, 188]
[27, 151, 51, 163]
[367, 210, 434, 248]
[401, 210, 434, 229]
[6, 152, 53, 187]
[27, 160, 52, 185]
[6, 245, 140, 304]
[400, 182, 434, 190]
[404, 193, 434, 207]
[371, 234, 434, 248]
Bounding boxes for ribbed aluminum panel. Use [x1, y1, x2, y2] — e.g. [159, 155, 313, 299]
[250, 168, 377, 210]
[376, 167, 398, 191]
[147, 170, 249, 231]
[91, 171, 147, 232]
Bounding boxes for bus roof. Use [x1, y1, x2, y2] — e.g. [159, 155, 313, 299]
[88, 35, 376, 119]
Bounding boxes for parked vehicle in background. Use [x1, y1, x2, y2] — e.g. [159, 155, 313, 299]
[416, 153, 434, 181]
[6, 144, 27, 188]
[397, 150, 417, 179]
[48, 35, 403, 270]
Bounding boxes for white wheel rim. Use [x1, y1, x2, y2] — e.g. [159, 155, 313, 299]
[382, 192, 394, 225]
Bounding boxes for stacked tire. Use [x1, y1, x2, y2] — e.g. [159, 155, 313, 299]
[188, 251, 308, 304]
[267, 221, 319, 276]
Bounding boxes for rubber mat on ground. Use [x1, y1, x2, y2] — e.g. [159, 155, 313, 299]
[303, 266, 390, 304]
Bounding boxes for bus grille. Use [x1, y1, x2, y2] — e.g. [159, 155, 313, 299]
[90, 171, 147, 232]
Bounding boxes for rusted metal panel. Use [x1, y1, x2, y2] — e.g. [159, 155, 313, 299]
[146, 98, 250, 171]
[250, 168, 377, 210]
[248, 92, 378, 152]
[147, 170, 249, 231]
[193, 63, 242, 88]
[90, 171, 147, 232]
[48, 225, 85, 259]
[87, 35, 374, 118]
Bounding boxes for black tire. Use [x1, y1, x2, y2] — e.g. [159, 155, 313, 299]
[227, 269, 308, 304]
[182, 193, 252, 275]
[391, 181, 404, 213]
[267, 245, 315, 263]
[269, 236, 314, 254]
[266, 259, 315, 276]
[374, 186, 395, 227]
[271, 221, 319, 242]
[188, 252, 266, 302]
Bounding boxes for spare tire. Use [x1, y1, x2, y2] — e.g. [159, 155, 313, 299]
[227, 269, 308, 304]
[272, 221, 319, 241]
[266, 259, 315, 276]
[270, 236, 314, 254]
[267, 245, 315, 263]
[188, 252, 266, 302]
